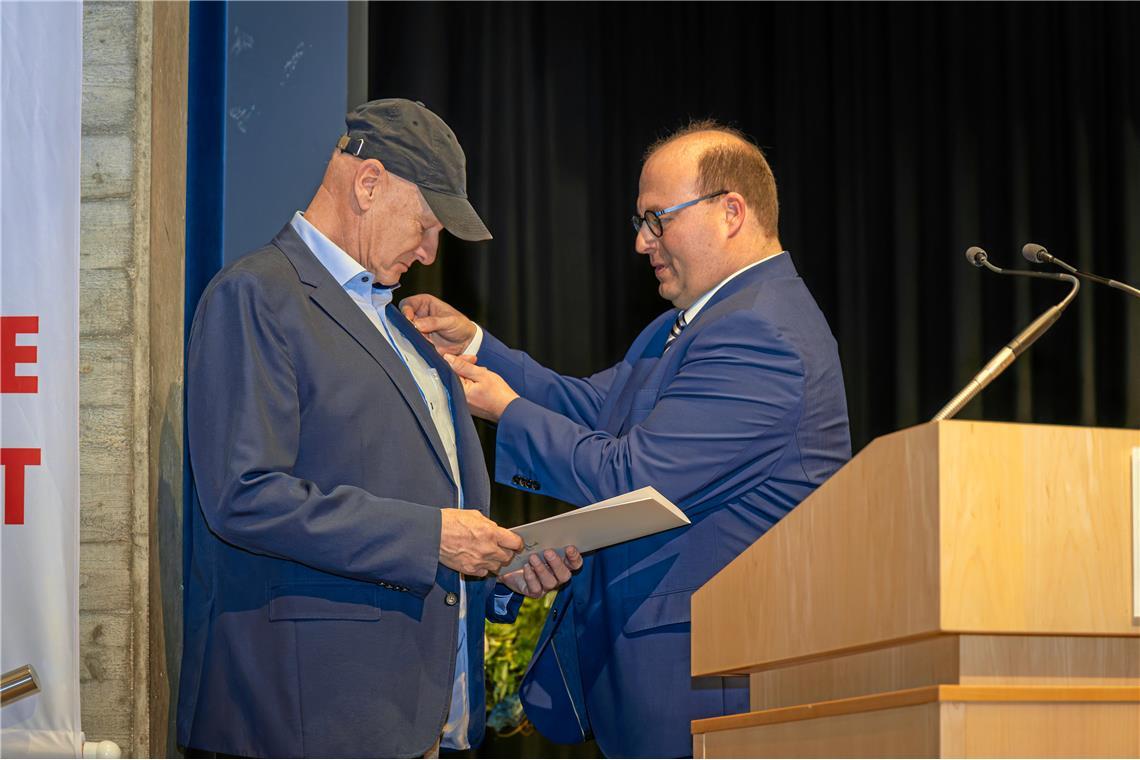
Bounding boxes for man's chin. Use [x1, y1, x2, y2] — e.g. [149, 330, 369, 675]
[376, 268, 405, 287]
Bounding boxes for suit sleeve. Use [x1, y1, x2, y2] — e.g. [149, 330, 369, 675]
[493, 313, 805, 515]
[484, 582, 525, 623]
[187, 272, 442, 596]
[478, 331, 619, 429]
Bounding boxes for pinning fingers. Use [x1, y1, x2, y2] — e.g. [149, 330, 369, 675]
[444, 354, 479, 378]
[414, 315, 446, 333]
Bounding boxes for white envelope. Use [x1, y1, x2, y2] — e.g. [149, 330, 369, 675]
[498, 486, 690, 575]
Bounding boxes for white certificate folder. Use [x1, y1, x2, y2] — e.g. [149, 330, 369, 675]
[500, 486, 690, 575]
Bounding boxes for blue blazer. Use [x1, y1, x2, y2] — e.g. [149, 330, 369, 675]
[480, 254, 851, 758]
[178, 226, 517, 758]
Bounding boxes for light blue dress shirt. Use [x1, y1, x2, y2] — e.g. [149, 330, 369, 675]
[289, 211, 475, 749]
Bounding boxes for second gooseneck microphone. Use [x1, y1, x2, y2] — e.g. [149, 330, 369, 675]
[932, 247, 1080, 421]
[1022, 243, 1140, 299]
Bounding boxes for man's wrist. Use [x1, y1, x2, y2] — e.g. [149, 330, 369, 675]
[460, 324, 484, 355]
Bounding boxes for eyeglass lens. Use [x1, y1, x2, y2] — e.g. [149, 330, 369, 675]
[631, 211, 663, 237]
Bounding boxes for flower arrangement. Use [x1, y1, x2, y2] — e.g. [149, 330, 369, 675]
[484, 592, 554, 735]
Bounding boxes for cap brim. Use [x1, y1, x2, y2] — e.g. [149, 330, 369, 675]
[420, 187, 492, 242]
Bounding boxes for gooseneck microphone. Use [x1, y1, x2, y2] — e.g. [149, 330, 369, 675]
[1022, 243, 1140, 299]
[932, 247, 1080, 421]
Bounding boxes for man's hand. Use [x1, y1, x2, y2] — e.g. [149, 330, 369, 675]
[444, 354, 519, 422]
[400, 294, 477, 356]
[439, 509, 524, 576]
[499, 547, 583, 598]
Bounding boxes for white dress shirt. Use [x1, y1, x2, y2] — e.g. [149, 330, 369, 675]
[290, 211, 473, 749]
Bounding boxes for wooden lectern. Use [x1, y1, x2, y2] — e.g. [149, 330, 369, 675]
[690, 421, 1140, 758]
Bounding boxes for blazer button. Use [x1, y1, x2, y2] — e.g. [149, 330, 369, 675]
[444, 592, 459, 606]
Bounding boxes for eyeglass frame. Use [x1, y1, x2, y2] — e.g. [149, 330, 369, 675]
[631, 190, 729, 237]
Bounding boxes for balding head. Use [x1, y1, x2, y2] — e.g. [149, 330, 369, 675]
[634, 120, 784, 308]
[645, 121, 779, 239]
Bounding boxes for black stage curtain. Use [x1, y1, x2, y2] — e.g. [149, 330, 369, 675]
[368, 2, 1138, 518]
[368, 3, 1135, 757]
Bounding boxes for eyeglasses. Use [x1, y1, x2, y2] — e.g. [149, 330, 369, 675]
[631, 190, 728, 238]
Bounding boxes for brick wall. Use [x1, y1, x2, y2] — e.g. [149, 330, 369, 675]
[78, 2, 186, 755]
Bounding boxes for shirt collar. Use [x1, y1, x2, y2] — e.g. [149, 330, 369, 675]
[370, 284, 397, 307]
[290, 211, 379, 292]
[683, 251, 788, 323]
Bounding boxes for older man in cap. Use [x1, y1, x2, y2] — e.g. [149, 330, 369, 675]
[178, 99, 579, 759]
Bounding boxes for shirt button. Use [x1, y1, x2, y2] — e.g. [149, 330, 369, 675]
[444, 592, 459, 606]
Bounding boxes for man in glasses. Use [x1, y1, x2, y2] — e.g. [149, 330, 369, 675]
[402, 120, 851, 758]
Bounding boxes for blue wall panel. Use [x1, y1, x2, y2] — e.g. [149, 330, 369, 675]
[222, 1, 348, 262]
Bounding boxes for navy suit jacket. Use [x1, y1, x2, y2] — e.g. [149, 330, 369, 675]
[480, 254, 851, 757]
[178, 226, 518, 758]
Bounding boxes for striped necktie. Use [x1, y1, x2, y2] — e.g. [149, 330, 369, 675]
[663, 309, 688, 352]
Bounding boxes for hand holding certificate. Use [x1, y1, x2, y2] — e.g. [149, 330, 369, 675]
[499, 486, 690, 575]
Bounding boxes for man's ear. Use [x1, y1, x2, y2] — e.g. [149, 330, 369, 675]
[723, 191, 747, 238]
[354, 159, 386, 211]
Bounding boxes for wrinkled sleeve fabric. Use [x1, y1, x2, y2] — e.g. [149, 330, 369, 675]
[478, 331, 619, 429]
[187, 271, 442, 596]
[494, 312, 805, 514]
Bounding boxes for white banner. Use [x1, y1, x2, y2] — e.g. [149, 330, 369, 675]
[1, 2, 83, 757]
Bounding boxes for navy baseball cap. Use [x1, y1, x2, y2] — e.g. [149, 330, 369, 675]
[338, 98, 491, 241]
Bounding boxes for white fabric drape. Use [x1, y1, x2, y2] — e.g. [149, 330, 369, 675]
[1, 2, 83, 757]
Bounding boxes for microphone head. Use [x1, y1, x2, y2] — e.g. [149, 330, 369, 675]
[965, 246, 988, 267]
[1022, 243, 1050, 264]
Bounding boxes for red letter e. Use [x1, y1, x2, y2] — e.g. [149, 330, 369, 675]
[1, 316, 40, 393]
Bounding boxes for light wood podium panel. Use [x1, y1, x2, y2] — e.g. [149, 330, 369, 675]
[690, 421, 1140, 758]
[748, 634, 1139, 712]
[694, 686, 1140, 758]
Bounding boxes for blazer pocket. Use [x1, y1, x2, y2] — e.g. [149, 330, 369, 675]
[621, 588, 694, 634]
[268, 581, 382, 621]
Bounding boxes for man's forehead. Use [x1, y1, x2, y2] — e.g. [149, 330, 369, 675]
[638, 152, 696, 205]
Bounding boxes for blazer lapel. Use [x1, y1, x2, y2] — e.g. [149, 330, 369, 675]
[272, 226, 455, 484]
[388, 304, 493, 500]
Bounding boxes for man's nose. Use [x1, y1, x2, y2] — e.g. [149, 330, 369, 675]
[634, 225, 655, 255]
[417, 241, 437, 265]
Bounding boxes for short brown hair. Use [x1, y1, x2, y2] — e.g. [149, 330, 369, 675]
[645, 119, 779, 237]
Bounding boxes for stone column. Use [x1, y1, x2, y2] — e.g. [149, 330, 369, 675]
[79, 2, 187, 755]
